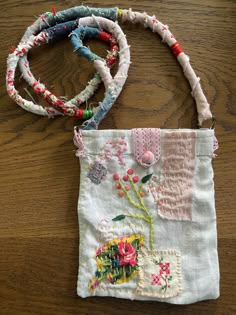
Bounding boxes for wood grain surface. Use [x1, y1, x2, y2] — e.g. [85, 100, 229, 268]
[0, 0, 236, 314]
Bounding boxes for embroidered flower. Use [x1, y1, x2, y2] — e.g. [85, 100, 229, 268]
[89, 277, 100, 292]
[132, 175, 139, 183]
[96, 258, 104, 271]
[88, 234, 144, 293]
[159, 262, 170, 275]
[136, 249, 182, 298]
[96, 246, 105, 256]
[149, 258, 172, 292]
[113, 173, 119, 180]
[151, 273, 162, 286]
[127, 168, 134, 175]
[112, 169, 154, 250]
[98, 137, 128, 166]
[118, 241, 137, 267]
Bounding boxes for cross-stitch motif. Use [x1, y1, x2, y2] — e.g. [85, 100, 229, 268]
[136, 248, 182, 298]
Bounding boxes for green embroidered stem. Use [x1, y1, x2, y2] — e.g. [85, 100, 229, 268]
[118, 176, 154, 250]
[119, 179, 143, 210]
[149, 217, 154, 251]
[125, 213, 150, 223]
[161, 274, 168, 293]
[129, 176, 150, 216]
[128, 176, 154, 249]
[139, 183, 143, 194]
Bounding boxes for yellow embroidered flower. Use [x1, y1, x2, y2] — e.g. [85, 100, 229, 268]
[96, 257, 104, 271]
[88, 277, 100, 293]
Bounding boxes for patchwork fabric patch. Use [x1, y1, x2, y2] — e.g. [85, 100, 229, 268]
[89, 234, 144, 293]
[158, 131, 196, 221]
[87, 161, 107, 184]
[136, 248, 182, 298]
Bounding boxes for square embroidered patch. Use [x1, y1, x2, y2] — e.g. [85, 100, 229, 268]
[136, 248, 182, 298]
[87, 161, 107, 185]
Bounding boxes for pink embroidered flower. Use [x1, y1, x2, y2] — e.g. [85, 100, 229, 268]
[96, 246, 105, 256]
[123, 175, 129, 181]
[151, 273, 162, 286]
[115, 183, 121, 189]
[125, 185, 131, 191]
[107, 273, 113, 282]
[113, 173, 119, 180]
[117, 242, 137, 267]
[159, 262, 170, 274]
[132, 175, 139, 183]
[127, 168, 134, 175]
[118, 191, 125, 197]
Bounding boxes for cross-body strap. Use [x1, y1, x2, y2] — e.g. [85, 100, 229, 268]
[80, 9, 213, 129]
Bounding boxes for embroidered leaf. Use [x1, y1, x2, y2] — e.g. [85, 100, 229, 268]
[141, 173, 153, 184]
[131, 238, 140, 250]
[112, 214, 126, 221]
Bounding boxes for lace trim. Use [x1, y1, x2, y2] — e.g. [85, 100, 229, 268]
[131, 128, 161, 168]
[74, 127, 85, 158]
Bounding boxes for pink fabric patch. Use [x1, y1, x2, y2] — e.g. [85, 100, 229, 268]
[158, 131, 196, 221]
[131, 128, 161, 168]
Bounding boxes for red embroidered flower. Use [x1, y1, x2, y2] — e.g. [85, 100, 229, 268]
[96, 246, 105, 256]
[159, 262, 170, 274]
[117, 241, 137, 267]
[151, 273, 162, 286]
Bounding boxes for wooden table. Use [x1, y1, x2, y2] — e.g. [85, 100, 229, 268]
[1, 1, 235, 314]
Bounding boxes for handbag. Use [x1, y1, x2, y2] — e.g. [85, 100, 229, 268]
[73, 11, 220, 304]
[6, 5, 220, 305]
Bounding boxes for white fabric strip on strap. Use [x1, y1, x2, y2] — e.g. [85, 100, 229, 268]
[121, 9, 213, 126]
[6, 18, 130, 118]
[79, 17, 130, 100]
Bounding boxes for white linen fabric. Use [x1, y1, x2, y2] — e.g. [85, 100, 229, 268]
[74, 128, 219, 304]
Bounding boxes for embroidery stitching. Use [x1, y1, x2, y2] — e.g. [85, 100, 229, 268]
[157, 131, 196, 221]
[148, 174, 162, 204]
[87, 161, 107, 184]
[112, 169, 154, 250]
[98, 136, 128, 166]
[89, 234, 144, 293]
[136, 248, 183, 298]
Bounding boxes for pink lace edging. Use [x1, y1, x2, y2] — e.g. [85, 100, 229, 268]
[73, 127, 85, 158]
[131, 128, 161, 168]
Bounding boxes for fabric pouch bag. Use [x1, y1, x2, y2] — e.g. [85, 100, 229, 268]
[73, 13, 220, 304]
